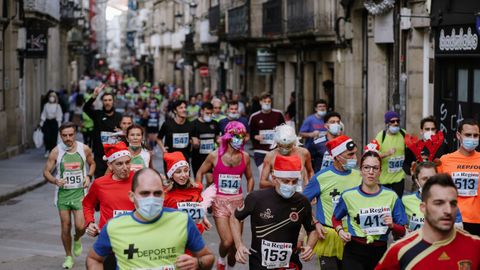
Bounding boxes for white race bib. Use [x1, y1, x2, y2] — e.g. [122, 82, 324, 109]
[113, 210, 132, 217]
[63, 171, 83, 189]
[321, 152, 334, 171]
[260, 130, 275, 145]
[199, 139, 215, 154]
[177, 202, 204, 221]
[218, 174, 241, 195]
[314, 136, 326, 145]
[452, 172, 479, 197]
[387, 156, 404, 173]
[100, 131, 119, 145]
[359, 207, 391, 235]
[133, 265, 175, 270]
[261, 240, 293, 269]
[408, 215, 424, 231]
[172, 133, 189, 149]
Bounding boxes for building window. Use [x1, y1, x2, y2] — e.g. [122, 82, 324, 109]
[474, 69, 480, 104]
[457, 69, 468, 102]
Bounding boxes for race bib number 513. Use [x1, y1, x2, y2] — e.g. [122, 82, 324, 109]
[452, 172, 479, 197]
[261, 240, 292, 269]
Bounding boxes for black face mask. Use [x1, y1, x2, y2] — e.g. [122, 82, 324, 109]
[103, 106, 115, 114]
[173, 181, 189, 189]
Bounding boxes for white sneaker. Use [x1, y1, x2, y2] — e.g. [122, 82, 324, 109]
[44, 151, 50, 158]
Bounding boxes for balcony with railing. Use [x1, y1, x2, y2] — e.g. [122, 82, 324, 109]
[286, 0, 314, 34]
[262, 0, 282, 37]
[227, 4, 248, 39]
[24, 0, 60, 21]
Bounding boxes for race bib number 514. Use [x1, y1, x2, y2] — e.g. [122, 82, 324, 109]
[218, 174, 241, 195]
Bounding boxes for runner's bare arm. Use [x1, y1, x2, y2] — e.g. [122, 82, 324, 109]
[244, 152, 255, 192]
[259, 152, 274, 189]
[230, 215, 250, 264]
[86, 248, 104, 269]
[195, 151, 215, 183]
[303, 150, 314, 182]
[178, 246, 214, 270]
[148, 152, 154, 169]
[43, 148, 64, 187]
[84, 145, 96, 186]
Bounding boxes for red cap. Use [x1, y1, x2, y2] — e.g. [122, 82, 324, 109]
[326, 135, 355, 158]
[273, 155, 302, 179]
[103, 142, 131, 162]
[164, 151, 189, 178]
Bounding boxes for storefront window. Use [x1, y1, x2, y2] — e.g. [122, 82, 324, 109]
[474, 69, 480, 103]
[458, 69, 468, 102]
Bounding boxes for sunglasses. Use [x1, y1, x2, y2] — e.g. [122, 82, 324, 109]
[389, 119, 400, 124]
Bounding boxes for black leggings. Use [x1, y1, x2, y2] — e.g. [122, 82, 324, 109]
[464, 222, 480, 237]
[383, 178, 405, 198]
[342, 240, 387, 270]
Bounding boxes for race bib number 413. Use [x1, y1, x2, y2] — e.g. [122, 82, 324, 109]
[261, 240, 292, 269]
[452, 172, 479, 197]
[359, 207, 391, 235]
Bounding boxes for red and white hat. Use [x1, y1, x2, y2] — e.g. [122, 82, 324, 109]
[103, 142, 131, 162]
[273, 155, 302, 179]
[326, 135, 356, 158]
[364, 139, 380, 153]
[164, 151, 189, 178]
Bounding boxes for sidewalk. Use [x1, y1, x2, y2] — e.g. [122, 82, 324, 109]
[0, 148, 47, 202]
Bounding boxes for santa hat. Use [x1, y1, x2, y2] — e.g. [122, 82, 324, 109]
[326, 135, 355, 158]
[103, 142, 131, 162]
[364, 139, 380, 153]
[164, 151, 189, 178]
[273, 155, 302, 179]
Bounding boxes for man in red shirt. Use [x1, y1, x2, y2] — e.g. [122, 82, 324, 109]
[248, 92, 285, 175]
[376, 173, 480, 270]
[83, 141, 135, 233]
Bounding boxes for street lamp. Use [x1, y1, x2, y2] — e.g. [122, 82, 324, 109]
[189, 2, 197, 17]
[175, 12, 184, 26]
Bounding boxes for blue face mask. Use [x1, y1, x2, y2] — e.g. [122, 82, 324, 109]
[389, 126, 400, 134]
[136, 197, 164, 221]
[278, 183, 296, 199]
[230, 136, 244, 150]
[463, 137, 479, 152]
[342, 158, 357, 171]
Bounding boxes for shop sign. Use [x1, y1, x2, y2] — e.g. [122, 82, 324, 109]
[256, 48, 276, 75]
[25, 28, 48, 58]
[436, 25, 480, 55]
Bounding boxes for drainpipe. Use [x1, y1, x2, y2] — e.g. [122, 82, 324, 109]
[422, 30, 430, 117]
[362, 10, 369, 146]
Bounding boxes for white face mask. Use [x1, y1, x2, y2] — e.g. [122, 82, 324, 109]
[328, 123, 342, 136]
[49, 96, 56, 103]
[423, 131, 434, 141]
[228, 112, 240, 120]
[203, 115, 212, 122]
[261, 103, 271, 112]
[316, 110, 327, 117]
[136, 196, 164, 221]
[278, 183, 296, 199]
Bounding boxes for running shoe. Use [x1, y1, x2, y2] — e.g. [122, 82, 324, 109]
[62, 256, 74, 269]
[216, 257, 226, 270]
[73, 239, 82, 257]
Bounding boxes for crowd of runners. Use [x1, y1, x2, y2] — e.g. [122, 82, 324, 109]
[40, 75, 480, 270]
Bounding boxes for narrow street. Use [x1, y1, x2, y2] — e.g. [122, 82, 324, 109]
[0, 151, 318, 269]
